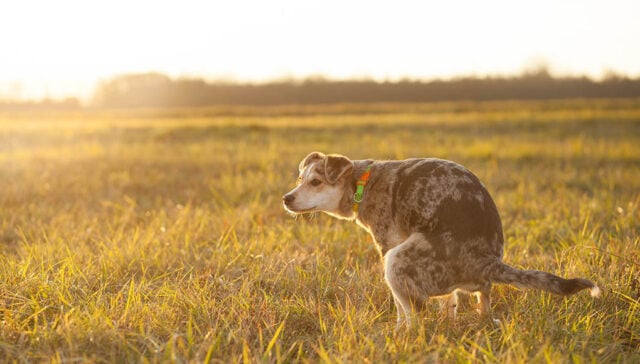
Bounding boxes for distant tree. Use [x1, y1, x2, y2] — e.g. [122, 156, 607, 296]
[93, 73, 172, 108]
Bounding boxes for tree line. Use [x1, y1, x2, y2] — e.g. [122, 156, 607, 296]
[92, 71, 640, 108]
[3, 70, 640, 110]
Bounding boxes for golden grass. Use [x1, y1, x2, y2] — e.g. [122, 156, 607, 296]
[0, 99, 639, 362]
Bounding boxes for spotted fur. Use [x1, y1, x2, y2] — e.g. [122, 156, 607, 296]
[283, 152, 601, 327]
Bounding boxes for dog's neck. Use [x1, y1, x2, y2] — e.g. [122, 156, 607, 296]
[352, 160, 374, 185]
[349, 159, 375, 215]
[330, 159, 375, 221]
[350, 160, 372, 191]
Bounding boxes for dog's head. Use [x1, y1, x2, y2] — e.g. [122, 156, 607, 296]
[283, 152, 354, 218]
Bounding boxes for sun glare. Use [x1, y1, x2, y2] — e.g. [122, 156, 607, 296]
[1, 0, 639, 100]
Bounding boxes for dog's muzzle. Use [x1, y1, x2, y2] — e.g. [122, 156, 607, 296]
[282, 193, 295, 208]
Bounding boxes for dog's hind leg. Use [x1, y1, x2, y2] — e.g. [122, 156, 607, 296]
[384, 233, 429, 329]
[446, 290, 459, 322]
[385, 249, 416, 328]
[475, 283, 491, 315]
[391, 295, 407, 328]
[475, 283, 500, 325]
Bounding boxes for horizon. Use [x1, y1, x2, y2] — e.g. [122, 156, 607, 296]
[2, 0, 640, 101]
[4, 67, 638, 104]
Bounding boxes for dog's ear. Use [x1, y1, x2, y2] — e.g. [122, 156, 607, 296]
[299, 151, 325, 171]
[324, 154, 353, 184]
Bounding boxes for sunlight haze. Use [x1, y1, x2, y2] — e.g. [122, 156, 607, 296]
[1, 0, 639, 100]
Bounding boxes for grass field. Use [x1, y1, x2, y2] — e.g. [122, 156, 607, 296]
[1, 99, 639, 362]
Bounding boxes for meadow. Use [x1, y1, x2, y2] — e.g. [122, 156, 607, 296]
[0, 99, 639, 362]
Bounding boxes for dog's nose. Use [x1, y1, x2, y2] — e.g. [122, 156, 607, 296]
[283, 194, 295, 205]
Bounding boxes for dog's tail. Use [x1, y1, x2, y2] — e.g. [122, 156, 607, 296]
[488, 261, 601, 297]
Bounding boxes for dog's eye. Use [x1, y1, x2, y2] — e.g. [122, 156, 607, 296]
[310, 179, 322, 186]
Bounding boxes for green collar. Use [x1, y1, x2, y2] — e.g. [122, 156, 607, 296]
[352, 165, 372, 212]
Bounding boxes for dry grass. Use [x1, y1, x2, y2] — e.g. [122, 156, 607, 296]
[0, 99, 639, 362]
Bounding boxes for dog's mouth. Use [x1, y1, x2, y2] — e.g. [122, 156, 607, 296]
[283, 203, 317, 214]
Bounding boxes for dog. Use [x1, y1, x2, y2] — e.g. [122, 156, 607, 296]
[283, 152, 600, 327]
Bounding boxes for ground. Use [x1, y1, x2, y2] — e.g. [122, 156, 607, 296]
[0, 99, 638, 362]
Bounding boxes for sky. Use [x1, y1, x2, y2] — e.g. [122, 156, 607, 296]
[1, 0, 639, 100]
